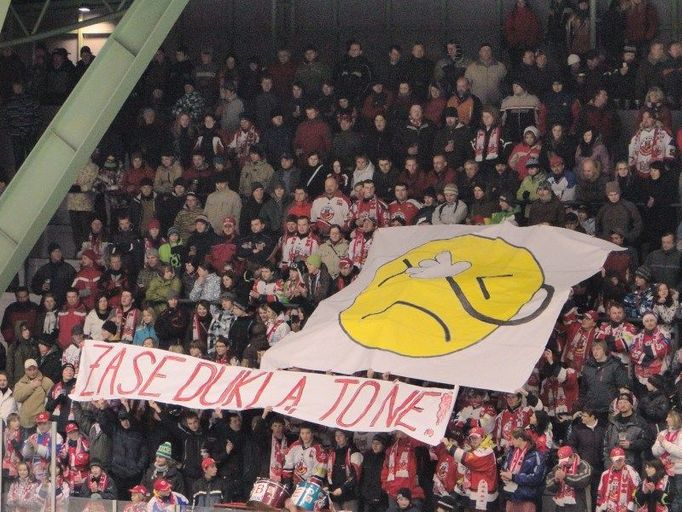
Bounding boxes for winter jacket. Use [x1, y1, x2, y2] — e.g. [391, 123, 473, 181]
[361, 449, 387, 504]
[161, 410, 207, 481]
[465, 60, 507, 106]
[528, 196, 565, 227]
[432, 200, 468, 225]
[98, 408, 149, 480]
[545, 458, 592, 511]
[645, 248, 682, 289]
[303, 264, 332, 305]
[192, 476, 227, 507]
[317, 239, 350, 279]
[57, 303, 87, 351]
[72, 402, 112, 470]
[568, 420, 607, 474]
[39, 346, 63, 385]
[13, 373, 54, 428]
[596, 200, 643, 243]
[652, 428, 682, 475]
[294, 118, 333, 159]
[204, 188, 242, 234]
[580, 356, 629, 414]
[0, 387, 18, 423]
[6, 338, 39, 386]
[30, 260, 77, 305]
[142, 462, 185, 496]
[501, 447, 546, 502]
[638, 390, 671, 428]
[66, 162, 99, 212]
[603, 413, 653, 469]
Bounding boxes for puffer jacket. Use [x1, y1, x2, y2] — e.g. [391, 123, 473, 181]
[580, 356, 629, 414]
[501, 447, 546, 501]
[98, 408, 149, 479]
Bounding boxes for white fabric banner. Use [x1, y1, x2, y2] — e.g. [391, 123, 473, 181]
[262, 224, 617, 391]
[72, 341, 457, 445]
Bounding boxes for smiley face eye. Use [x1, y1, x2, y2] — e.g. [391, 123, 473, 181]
[475, 274, 514, 299]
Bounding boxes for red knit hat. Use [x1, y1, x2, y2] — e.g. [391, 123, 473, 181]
[154, 479, 172, 492]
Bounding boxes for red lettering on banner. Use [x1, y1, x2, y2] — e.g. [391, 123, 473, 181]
[243, 371, 274, 409]
[117, 351, 155, 394]
[275, 376, 307, 414]
[318, 378, 358, 421]
[174, 362, 221, 402]
[222, 370, 270, 408]
[97, 348, 126, 395]
[200, 368, 243, 407]
[79, 343, 114, 396]
[369, 385, 418, 428]
[138, 355, 185, 398]
[394, 391, 441, 432]
[337, 380, 381, 428]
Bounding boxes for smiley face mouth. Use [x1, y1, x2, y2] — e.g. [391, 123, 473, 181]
[360, 301, 451, 342]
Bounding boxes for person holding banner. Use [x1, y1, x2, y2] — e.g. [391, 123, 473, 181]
[445, 427, 499, 512]
[381, 431, 425, 512]
[327, 429, 363, 512]
[282, 423, 328, 488]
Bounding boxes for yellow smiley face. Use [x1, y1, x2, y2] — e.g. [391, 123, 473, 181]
[339, 235, 553, 357]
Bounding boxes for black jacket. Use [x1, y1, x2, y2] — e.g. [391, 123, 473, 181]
[30, 260, 76, 305]
[98, 408, 149, 479]
[192, 476, 227, 507]
[579, 356, 630, 413]
[161, 410, 207, 481]
[360, 449, 387, 504]
[567, 420, 606, 474]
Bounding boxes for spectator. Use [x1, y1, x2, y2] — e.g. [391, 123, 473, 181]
[596, 447, 641, 512]
[628, 109, 676, 179]
[576, 158, 608, 206]
[6, 322, 39, 387]
[14, 362, 53, 433]
[636, 42, 666, 100]
[1, 287, 40, 346]
[465, 44, 506, 106]
[545, 445, 593, 512]
[595, 181, 643, 244]
[431, 184, 467, 225]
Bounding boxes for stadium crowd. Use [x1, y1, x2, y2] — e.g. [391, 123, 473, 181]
[3, 0, 682, 510]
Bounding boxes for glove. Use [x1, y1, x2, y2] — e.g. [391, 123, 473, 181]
[68, 185, 82, 193]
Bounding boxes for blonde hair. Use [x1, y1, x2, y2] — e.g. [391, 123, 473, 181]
[168, 343, 185, 354]
[668, 410, 682, 430]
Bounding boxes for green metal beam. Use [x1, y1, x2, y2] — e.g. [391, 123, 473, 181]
[0, 10, 128, 48]
[0, 0, 10, 33]
[0, 0, 189, 294]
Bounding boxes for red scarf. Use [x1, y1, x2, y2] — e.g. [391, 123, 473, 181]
[192, 313, 210, 343]
[553, 455, 580, 505]
[602, 466, 637, 512]
[508, 447, 527, 475]
[270, 434, 288, 481]
[659, 429, 680, 476]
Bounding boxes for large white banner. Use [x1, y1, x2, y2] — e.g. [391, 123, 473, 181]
[262, 225, 617, 391]
[72, 341, 457, 445]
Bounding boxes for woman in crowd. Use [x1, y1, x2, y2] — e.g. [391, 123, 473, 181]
[83, 295, 114, 340]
